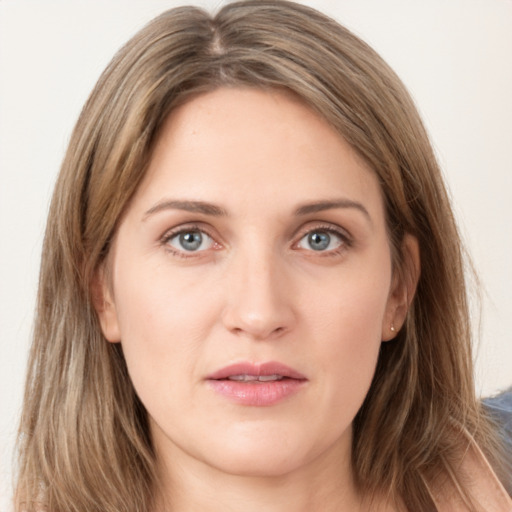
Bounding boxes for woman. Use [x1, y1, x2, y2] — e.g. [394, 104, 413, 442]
[14, 1, 512, 511]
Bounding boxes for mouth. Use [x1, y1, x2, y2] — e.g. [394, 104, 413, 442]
[223, 374, 288, 382]
[207, 361, 307, 381]
[206, 362, 307, 406]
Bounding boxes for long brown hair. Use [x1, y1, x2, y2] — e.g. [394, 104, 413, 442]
[15, 1, 508, 511]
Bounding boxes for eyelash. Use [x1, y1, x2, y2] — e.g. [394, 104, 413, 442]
[160, 223, 218, 259]
[294, 223, 352, 257]
[160, 222, 352, 259]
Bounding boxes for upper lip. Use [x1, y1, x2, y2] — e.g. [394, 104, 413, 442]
[206, 361, 307, 381]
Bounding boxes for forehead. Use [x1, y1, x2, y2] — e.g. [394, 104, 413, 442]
[130, 87, 384, 220]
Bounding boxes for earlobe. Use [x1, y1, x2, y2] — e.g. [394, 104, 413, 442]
[382, 234, 420, 341]
[91, 267, 121, 343]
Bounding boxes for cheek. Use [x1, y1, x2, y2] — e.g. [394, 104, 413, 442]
[110, 261, 221, 400]
[305, 263, 391, 411]
[114, 255, 220, 337]
[314, 297, 384, 384]
[308, 261, 391, 349]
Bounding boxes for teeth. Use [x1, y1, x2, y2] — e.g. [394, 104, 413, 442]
[228, 375, 258, 382]
[258, 374, 284, 382]
[227, 374, 284, 382]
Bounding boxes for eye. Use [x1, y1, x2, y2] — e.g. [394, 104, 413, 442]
[296, 229, 345, 252]
[166, 229, 215, 253]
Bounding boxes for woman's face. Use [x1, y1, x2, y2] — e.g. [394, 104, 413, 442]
[97, 87, 408, 479]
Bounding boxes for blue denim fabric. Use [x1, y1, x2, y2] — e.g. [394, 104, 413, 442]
[483, 387, 512, 496]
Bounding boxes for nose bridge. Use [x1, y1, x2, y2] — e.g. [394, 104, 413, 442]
[221, 240, 293, 339]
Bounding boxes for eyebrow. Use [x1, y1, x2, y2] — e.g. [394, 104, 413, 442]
[294, 199, 371, 221]
[143, 197, 371, 222]
[143, 199, 228, 220]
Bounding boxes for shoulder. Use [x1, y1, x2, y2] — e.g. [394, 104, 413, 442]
[429, 439, 512, 512]
[427, 396, 512, 512]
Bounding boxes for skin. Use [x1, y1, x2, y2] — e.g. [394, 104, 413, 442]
[96, 87, 417, 512]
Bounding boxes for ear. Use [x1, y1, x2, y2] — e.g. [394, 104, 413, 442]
[381, 234, 420, 341]
[91, 265, 121, 343]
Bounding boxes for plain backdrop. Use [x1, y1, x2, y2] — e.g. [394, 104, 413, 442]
[1, 0, 511, 509]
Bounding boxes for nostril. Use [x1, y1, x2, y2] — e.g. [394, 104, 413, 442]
[228, 324, 286, 340]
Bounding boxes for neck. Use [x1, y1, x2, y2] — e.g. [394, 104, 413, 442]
[152, 432, 370, 512]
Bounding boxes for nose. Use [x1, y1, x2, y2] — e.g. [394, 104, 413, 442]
[221, 248, 296, 341]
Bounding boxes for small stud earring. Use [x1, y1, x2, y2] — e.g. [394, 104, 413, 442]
[390, 325, 396, 332]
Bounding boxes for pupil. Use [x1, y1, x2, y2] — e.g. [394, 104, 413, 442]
[308, 232, 330, 251]
[180, 232, 202, 251]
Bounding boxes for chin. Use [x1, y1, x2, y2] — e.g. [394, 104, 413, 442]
[208, 446, 307, 478]
[195, 424, 322, 478]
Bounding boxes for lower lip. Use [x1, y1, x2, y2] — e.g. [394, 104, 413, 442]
[207, 379, 306, 406]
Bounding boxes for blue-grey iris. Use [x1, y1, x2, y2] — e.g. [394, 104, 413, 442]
[179, 232, 203, 251]
[308, 232, 330, 251]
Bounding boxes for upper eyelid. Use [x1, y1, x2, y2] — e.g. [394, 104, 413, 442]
[293, 221, 351, 241]
[161, 222, 216, 241]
